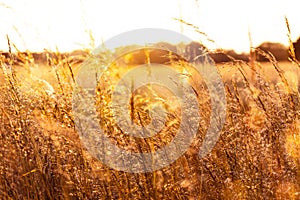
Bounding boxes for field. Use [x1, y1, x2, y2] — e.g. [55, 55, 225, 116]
[0, 47, 300, 200]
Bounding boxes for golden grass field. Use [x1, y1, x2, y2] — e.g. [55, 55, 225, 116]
[0, 47, 300, 200]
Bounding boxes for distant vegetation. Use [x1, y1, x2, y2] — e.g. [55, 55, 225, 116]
[0, 39, 296, 65]
[256, 42, 289, 61]
[293, 37, 300, 60]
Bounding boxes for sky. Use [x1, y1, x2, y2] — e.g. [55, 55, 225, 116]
[0, 0, 299, 53]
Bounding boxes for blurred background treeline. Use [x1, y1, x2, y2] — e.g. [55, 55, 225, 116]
[1, 37, 299, 65]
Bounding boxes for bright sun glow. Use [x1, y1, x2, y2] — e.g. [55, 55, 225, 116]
[0, 0, 299, 53]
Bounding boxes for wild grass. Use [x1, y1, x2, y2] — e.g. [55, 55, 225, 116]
[0, 33, 300, 200]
